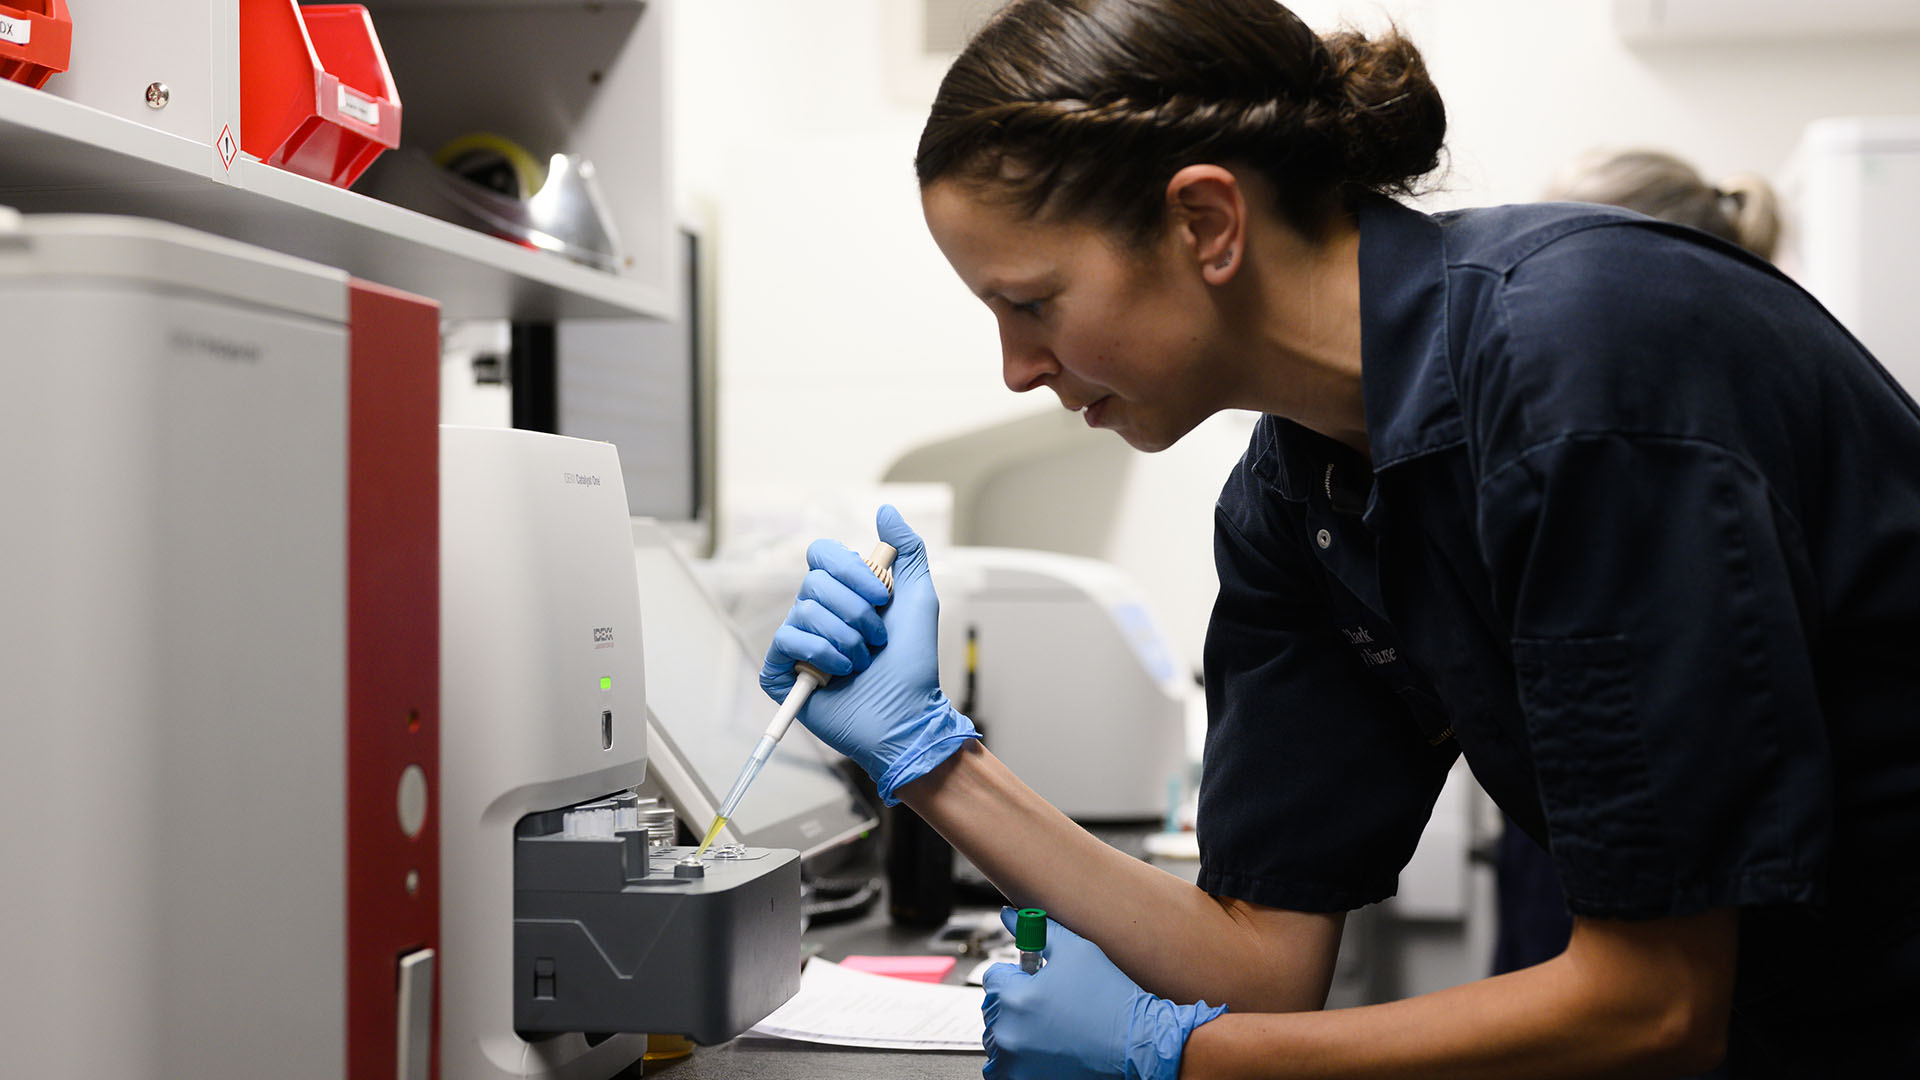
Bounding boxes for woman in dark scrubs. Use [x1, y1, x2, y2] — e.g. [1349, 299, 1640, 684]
[759, 1, 1920, 1075]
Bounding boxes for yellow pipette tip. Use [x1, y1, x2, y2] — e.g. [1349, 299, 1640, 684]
[691, 815, 728, 860]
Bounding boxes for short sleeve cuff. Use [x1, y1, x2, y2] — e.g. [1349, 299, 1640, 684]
[1197, 866, 1399, 914]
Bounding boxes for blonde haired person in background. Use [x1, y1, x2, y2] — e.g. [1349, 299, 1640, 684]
[1545, 148, 1782, 261]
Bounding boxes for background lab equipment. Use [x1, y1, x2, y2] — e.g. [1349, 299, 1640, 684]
[936, 547, 1191, 823]
[0, 212, 442, 1079]
[367, 137, 628, 272]
[1787, 115, 1920, 393]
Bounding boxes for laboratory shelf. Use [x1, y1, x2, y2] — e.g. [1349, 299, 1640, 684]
[0, 79, 672, 321]
[0, 77, 207, 185]
[362, 0, 645, 10]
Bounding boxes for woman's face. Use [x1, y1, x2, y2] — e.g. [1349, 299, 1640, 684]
[921, 179, 1230, 453]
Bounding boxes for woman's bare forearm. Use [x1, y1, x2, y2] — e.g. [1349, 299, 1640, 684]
[898, 740, 1342, 1011]
[1179, 909, 1737, 1079]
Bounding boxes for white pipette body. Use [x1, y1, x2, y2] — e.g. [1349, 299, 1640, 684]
[697, 540, 896, 854]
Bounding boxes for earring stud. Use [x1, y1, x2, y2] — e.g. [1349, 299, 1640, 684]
[1214, 251, 1233, 270]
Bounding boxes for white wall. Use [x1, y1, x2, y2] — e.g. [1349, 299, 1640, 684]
[673, 0, 1920, 669]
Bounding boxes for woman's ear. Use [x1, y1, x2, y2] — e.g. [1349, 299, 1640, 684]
[1167, 164, 1246, 284]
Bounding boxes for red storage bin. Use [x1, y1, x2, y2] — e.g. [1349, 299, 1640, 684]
[240, 2, 401, 189]
[0, 0, 72, 89]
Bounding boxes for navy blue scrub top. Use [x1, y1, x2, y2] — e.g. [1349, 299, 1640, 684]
[1197, 197, 1920, 1072]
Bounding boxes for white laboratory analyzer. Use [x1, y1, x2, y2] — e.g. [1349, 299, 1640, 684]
[0, 212, 443, 1079]
[0, 213, 804, 1080]
[936, 547, 1193, 824]
[440, 425, 802, 1079]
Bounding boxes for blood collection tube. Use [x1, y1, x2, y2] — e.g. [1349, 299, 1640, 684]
[1016, 908, 1047, 974]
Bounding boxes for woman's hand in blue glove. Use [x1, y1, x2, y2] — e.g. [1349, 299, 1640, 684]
[759, 504, 978, 803]
[982, 907, 1226, 1080]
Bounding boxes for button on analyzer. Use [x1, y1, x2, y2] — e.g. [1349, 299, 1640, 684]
[534, 957, 557, 999]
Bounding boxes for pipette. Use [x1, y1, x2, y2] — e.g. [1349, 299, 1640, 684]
[692, 540, 898, 859]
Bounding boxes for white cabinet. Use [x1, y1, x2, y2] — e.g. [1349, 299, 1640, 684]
[1787, 117, 1920, 394]
[1614, 0, 1920, 43]
[0, 0, 674, 320]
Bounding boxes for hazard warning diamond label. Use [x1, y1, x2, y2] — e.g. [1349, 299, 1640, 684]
[217, 126, 237, 172]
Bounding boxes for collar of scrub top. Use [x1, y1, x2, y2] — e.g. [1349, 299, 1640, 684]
[1254, 197, 1455, 519]
[1268, 198, 1647, 519]
[1350, 195, 1467, 473]
[1351, 196, 1690, 474]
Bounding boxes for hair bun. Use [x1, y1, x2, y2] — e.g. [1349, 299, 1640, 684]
[1715, 172, 1781, 261]
[1312, 29, 1447, 195]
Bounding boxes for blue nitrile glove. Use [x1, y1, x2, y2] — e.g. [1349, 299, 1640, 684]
[982, 907, 1227, 1080]
[759, 504, 978, 804]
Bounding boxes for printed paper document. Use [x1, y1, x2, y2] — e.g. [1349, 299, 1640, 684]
[744, 958, 986, 1052]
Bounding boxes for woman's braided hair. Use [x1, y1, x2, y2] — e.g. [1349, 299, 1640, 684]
[915, 0, 1447, 244]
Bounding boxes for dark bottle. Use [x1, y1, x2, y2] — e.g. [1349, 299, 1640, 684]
[884, 803, 954, 927]
[885, 626, 979, 926]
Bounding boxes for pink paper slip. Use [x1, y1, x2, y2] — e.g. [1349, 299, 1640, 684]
[839, 954, 959, 984]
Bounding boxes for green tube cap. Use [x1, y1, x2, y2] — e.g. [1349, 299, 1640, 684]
[1015, 908, 1048, 952]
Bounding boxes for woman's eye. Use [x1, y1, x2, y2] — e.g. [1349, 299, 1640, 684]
[1012, 299, 1044, 317]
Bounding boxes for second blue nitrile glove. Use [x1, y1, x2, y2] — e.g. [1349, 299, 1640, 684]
[982, 908, 1227, 1080]
[759, 505, 979, 804]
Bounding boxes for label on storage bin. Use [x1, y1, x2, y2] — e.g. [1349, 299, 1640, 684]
[337, 87, 381, 127]
[0, 17, 31, 46]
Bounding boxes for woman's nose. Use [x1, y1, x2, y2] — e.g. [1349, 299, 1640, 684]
[1000, 323, 1056, 393]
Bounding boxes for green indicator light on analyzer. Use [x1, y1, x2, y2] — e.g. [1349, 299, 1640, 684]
[1016, 909, 1047, 974]
[600, 676, 612, 691]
